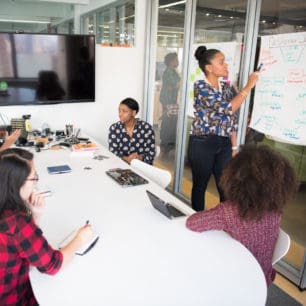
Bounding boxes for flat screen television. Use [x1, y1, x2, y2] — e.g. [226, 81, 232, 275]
[0, 32, 95, 106]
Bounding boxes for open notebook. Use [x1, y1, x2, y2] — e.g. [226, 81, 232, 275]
[58, 228, 99, 256]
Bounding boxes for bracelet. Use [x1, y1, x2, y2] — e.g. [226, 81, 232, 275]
[232, 146, 238, 150]
[239, 89, 248, 98]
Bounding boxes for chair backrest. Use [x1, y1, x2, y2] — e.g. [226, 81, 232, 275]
[272, 228, 291, 265]
[155, 145, 161, 158]
[130, 159, 171, 189]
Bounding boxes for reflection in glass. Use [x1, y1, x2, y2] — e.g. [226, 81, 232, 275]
[159, 52, 180, 156]
[153, 0, 185, 185]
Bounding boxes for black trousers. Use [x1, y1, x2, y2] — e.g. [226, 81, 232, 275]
[188, 134, 232, 211]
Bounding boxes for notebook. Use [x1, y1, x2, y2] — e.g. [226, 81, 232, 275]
[58, 228, 100, 256]
[146, 190, 186, 219]
[106, 168, 148, 187]
[47, 164, 72, 174]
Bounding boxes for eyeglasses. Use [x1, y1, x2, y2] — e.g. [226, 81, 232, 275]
[27, 172, 39, 182]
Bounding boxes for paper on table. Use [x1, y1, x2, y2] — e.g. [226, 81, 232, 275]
[58, 227, 100, 256]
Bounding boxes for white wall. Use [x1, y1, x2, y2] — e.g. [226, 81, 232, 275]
[0, 0, 147, 147]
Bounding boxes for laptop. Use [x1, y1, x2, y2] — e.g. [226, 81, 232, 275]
[106, 168, 148, 187]
[146, 190, 186, 219]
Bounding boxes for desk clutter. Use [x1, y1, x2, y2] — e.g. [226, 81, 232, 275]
[0, 113, 99, 153]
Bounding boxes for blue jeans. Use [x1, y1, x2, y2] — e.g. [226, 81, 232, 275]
[188, 135, 232, 211]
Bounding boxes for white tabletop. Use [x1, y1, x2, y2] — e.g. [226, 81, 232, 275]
[29, 142, 267, 306]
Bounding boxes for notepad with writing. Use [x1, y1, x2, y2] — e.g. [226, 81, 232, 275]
[58, 228, 100, 256]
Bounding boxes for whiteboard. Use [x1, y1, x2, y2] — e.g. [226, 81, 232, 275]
[187, 42, 241, 117]
[250, 32, 306, 145]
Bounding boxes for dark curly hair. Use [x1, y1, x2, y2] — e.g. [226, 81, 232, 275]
[220, 145, 297, 220]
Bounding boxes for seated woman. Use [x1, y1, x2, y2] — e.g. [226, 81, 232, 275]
[186, 145, 297, 286]
[108, 97, 155, 165]
[0, 148, 93, 305]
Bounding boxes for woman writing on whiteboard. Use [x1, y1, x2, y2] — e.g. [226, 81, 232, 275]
[188, 45, 259, 211]
[0, 148, 93, 305]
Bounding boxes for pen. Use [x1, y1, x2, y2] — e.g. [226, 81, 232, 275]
[37, 190, 52, 196]
[256, 63, 263, 71]
[86, 220, 89, 225]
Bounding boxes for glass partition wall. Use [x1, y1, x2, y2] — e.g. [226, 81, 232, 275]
[152, 0, 186, 182]
[146, 0, 306, 289]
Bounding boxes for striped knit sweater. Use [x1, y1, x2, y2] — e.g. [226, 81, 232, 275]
[186, 201, 281, 286]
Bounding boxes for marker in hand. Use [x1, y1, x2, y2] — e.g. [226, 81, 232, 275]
[256, 63, 263, 72]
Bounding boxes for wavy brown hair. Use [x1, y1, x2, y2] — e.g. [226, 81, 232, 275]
[220, 145, 297, 220]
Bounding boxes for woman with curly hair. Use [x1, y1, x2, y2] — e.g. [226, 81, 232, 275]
[186, 145, 297, 286]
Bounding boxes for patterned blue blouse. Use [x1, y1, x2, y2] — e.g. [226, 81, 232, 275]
[108, 119, 155, 165]
[191, 79, 238, 137]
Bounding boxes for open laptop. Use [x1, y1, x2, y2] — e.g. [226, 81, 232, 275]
[146, 190, 186, 219]
[106, 168, 148, 187]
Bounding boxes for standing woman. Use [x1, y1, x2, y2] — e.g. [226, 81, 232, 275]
[0, 149, 93, 305]
[189, 46, 259, 211]
[109, 97, 156, 165]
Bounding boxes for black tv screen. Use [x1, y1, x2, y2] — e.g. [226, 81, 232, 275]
[0, 33, 95, 106]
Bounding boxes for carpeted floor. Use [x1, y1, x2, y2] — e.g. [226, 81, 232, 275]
[266, 284, 303, 306]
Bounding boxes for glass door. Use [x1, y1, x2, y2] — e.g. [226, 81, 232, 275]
[152, 0, 186, 186]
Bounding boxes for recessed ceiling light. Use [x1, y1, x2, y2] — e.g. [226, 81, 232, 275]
[0, 18, 50, 24]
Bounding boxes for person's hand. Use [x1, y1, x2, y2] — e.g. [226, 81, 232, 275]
[76, 224, 93, 245]
[123, 153, 142, 164]
[232, 149, 238, 157]
[245, 72, 259, 91]
[27, 192, 46, 224]
[5, 129, 21, 145]
[1, 129, 22, 150]
[130, 153, 143, 162]
[122, 155, 133, 164]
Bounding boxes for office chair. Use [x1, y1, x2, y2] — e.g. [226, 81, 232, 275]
[155, 145, 161, 158]
[272, 228, 291, 265]
[130, 159, 171, 189]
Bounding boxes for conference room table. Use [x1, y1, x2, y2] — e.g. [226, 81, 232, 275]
[29, 139, 267, 306]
